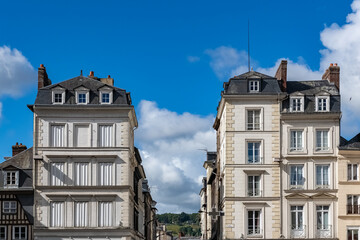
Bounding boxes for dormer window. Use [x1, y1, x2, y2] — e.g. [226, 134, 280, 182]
[316, 96, 329, 112]
[75, 87, 89, 104]
[249, 80, 259, 92]
[4, 171, 19, 188]
[99, 87, 113, 104]
[290, 96, 304, 112]
[52, 87, 65, 104]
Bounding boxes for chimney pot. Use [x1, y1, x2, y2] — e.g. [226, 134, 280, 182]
[330, 63, 333, 66]
[12, 142, 27, 156]
[335, 63, 338, 66]
[40, 64, 44, 68]
[108, 75, 111, 78]
[89, 71, 94, 77]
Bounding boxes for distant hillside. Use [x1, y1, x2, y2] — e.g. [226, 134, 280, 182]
[157, 212, 201, 236]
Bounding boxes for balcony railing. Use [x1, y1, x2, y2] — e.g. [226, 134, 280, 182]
[347, 205, 360, 214]
[316, 224, 332, 238]
[315, 184, 330, 189]
[247, 190, 262, 197]
[247, 157, 263, 164]
[289, 183, 304, 190]
[290, 225, 306, 238]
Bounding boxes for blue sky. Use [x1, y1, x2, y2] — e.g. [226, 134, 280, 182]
[1, 0, 359, 213]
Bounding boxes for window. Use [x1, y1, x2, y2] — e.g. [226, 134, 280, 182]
[74, 125, 90, 147]
[317, 97, 329, 111]
[98, 202, 112, 227]
[316, 165, 330, 188]
[12, 226, 26, 240]
[248, 175, 261, 197]
[348, 228, 359, 240]
[54, 93, 63, 103]
[78, 93, 86, 103]
[3, 201, 16, 214]
[316, 130, 329, 151]
[290, 97, 304, 112]
[348, 164, 358, 181]
[99, 163, 112, 186]
[290, 130, 303, 151]
[51, 202, 64, 227]
[4, 171, 18, 188]
[0, 226, 5, 240]
[347, 195, 360, 214]
[74, 163, 89, 186]
[249, 80, 259, 92]
[74, 202, 88, 227]
[247, 210, 261, 235]
[101, 93, 110, 103]
[51, 162, 65, 186]
[99, 125, 113, 147]
[51, 125, 65, 147]
[316, 206, 329, 230]
[247, 142, 261, 164]
[247, 110, 261, 130]
[291, 206, 304, 230]
[290, 165, 304, 189]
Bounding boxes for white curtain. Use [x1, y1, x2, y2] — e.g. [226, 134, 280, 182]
[99, 163, 112, 186]
[51, 202, 64, 227]
[99, 125, 113, 147]
[75, 163, 88, 186]
[51, 125, 65, 147]
[98, 202, 112, 227]
[75, 202, 88, 227]
[51, 162, 65, 186]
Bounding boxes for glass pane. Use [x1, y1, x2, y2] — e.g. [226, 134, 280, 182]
[316, 166, 321, 185]
[349, 164, 352, 180]
[354, 165, 358, 180]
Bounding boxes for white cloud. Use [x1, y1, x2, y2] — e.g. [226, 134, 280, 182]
[135, 100, 216, 213]
[187, 56, 200, 63]
[0, 102, 2, 118]
[205, 0, 360, 138]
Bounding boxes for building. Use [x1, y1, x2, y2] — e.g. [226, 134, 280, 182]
[29, 64, 155, 240]
[205, 60, 342, 239]
[199, 177, 207, 240]
[0, 143, 34, 240]
[338, 134, 360, 240]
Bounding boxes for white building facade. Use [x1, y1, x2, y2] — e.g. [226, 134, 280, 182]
[31, 66, 149, 240]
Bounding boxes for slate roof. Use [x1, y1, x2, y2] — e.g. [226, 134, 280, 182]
[34, 76, 131, 105]
[339, 133, 360, 150]
[282, 80, 340, 114]
[223, 71, 283, 95]
[0, 147, 33, 169]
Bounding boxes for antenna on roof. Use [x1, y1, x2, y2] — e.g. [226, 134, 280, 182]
[248, 19, 251, 72]
[80, 70, 83, 76]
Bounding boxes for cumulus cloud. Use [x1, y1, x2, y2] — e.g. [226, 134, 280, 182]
[135, 100, 216, 213]
[206, 0, 360, 137]
[0, 46, 36, 118]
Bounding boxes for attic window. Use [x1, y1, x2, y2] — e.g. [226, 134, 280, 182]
[290, 96, 304, 112]
[4, 171, 18, 188]
[100, 88, 113, 104]
[75, 88, 89, 104]
[52, 89, 65, 104]
[249, 80, 259, 92]
[316, 96, 330, 112]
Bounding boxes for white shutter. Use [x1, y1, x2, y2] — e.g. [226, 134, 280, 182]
[51, 125, 65, 147]
[99, 125, 113, 147]
[75, 202, 88, 227]
[99, 163, 112, 186]
[98, 202, 112, 227]
[74, 125, 89, 147]
[51, 202, 64, 227]
[75, 163, 88, 186]
[51, 163, 65, 186]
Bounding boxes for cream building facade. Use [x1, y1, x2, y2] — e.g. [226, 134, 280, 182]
[30, 65, 154, 240]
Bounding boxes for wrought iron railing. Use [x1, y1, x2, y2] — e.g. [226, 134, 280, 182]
[247, 190, 262, 197]
[347, 205, 360, 214]
[290, 225, 306, 238]
[316, 224, 332, 238]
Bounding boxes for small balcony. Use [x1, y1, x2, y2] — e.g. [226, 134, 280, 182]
[347, 205, 360, 214]
[290, 225, 306, 238]
[247, 190, 262, 197]
[316, 224, 332, 238]
[316, 184, 330, 189]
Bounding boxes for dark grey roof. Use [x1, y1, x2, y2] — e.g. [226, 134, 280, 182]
[0, 147, 33, 169]
[282, 80, 341, 114]
[223, 71, 283, 95]
[339, 133, 360, 150]
[34, 76, 131, 105]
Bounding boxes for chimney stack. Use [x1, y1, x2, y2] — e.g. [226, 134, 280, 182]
[322, 63, 340, 90]
[275, 60, 287, 92]
[38, 64, 52, 89]
[100, 75, 114, 86]
[12, 142, 27, 156]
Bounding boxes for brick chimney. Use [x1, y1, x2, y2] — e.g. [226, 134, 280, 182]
[100, 75, 114, 86]
[275, 60, 287, 92]
[38, 64, 52, 89]
[322, 63, 340, 90]
[12, 142, 27, 156]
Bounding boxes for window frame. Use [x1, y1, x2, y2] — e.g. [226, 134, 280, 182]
[246, 140, 262, 164]
[50, 162, 66, 186]
[74, 162, 89, 186]
[52, 89, 65, 104]
[50, 124, 67, 147]
[347, 195, 360, 214]
[246, 209, 262, 236]
[0, 226, 6, 240]
[248, 80, 260, 92]
[316, 205, 330, 230]
[99, 88, 113, 104]
[74, 201, 89, 227]
[290, 205, 304, 230]
[246, 109, 262, 131]
[2, 201, 17, 214]
[75, 90, 89, 105]
[98, 162, 113, 186]
[98, 201, 113, 227]
[290, 96, 304, 112]
[315, 164, 330, 189]
[348, 164, 359, 181]
[50, 201, 65, 228]
[290, 130, 304, 152]
[98, 124, 115, 147]
[12, 226, 27, 240]
[315, 95, 330, 112]
[315, 129, 330, 151]
[348, 227, 360, 240]
[4, 170, 19, 188]
[247, 175, 261, 197]
[289, 165, 305, 189]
